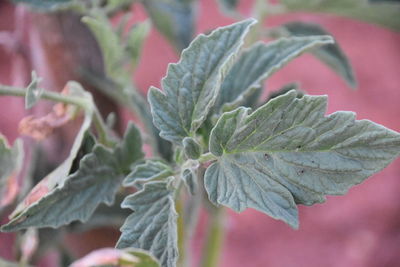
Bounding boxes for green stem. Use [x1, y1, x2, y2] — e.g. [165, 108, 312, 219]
[0, 84, 112, 146]
[198, 152, 217, 163]
[0, 85, 86, 107]
[201, 207, 225, 267]
[176, 195, 187, 267]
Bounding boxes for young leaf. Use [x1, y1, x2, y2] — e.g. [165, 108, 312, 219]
[1, 124, 144, 231]
[82, 16, 124, 80]
[142, 0, 196, 51]
[280, 22, 357, 88]
[215, 35, 333, 112]
[25, 71, 43, 109]
[182, 137, 202, 160]
[182, 168, 197, 195]
[123, 160, 173, 188]
[126, 20, 152, 70]
[70, 247, 159, 267]
[205, 90, 400, 228]
[117, 180, 178, 267]
[148, 19, 256, 145]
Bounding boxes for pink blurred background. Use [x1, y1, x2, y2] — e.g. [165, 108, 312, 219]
[1, 0, 400, 266]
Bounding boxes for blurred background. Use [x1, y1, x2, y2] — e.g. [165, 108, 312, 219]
[0, 0, 400, 266]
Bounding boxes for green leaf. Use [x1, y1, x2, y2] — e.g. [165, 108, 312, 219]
[114, 122, 145, 173]
[117, 179, 178, 267]
[216, 35, 333, 112]
[205, 90, 400, 228]
[25, 71, 43, 109]
[70, 247, 160, 267]
[126, 20, 152, 70]
[182, 137, 202, 160]
[12, 0, 73, 10]
[5, 82, 94, 219]
[142, 0, 196, 51]
[281, 0, 400, 32]
[1, 123, 144, 231]
[182, 168, 197, 195]
[148, 19, 256, 145]
[123, 160, 173, 188]
[281, 22, 357, 88]
[82, 16, 124, 80]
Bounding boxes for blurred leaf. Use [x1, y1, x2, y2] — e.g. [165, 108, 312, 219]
[281, 22, 357, 88]
[126, 20, 151, 70]
[123, 159, 173, 188]
[369, 0, 400, 3]
[25, 71, 43, 109]
[0, 258, 31, 267]
[117, 179, 177, 267]
[12, 0, 73, 10]
[82, 16, 125, 80]
[70, 247, 159, 267]
[216, 35, 333, 112]
[148, 19, 256, 145]
[281, 0, 400, 32]
[217, 0, 239, 15]
[205, 90, 400, 228]
[1, 123, 143, 231]
[0, 136, 23, 212]
[142, 0, 196, 51]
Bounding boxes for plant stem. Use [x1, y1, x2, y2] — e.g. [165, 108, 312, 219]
[201, 207, 225, 267]
[176, 196, 187, 267]
[198, 152, 217, 163]
[0, 84, 112, 146]
[0, 85, 86, 107]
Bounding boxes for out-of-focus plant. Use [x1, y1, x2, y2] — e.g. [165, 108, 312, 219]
[0, 0, 400, 267]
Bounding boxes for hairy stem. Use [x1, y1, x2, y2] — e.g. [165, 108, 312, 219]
[201, 207, 225, 267]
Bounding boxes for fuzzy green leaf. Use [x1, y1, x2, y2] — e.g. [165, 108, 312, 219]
[25, 71, 43, 109]
[182, 168, 197, 195]
[1, 124, 143, 231]
[205, 90, 400, 228]
[281, 22, 357, 87]
[216, 35, 333, 111]
[117, 180, 178, 267]
[123, 160, 173, 188]
[142, 0, 196, 51]
[148, 19, 256, 145]
[182, 137, 202, 160]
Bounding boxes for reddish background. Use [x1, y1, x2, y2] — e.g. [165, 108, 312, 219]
[1, 0, 400, 266]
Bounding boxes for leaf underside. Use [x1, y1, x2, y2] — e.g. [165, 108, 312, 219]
[148, 19, 256, 145]
[205, 90, 400, 228]
[117, 180, 178, 267]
